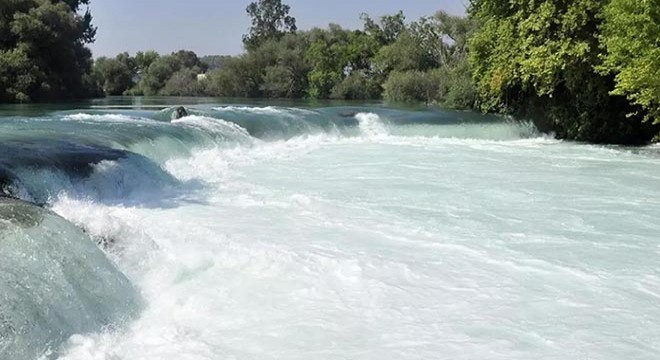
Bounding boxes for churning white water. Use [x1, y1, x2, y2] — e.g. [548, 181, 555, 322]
[1, 106, 659, 359]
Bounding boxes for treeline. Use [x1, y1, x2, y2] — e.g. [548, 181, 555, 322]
[92, 6, 476, 109]
[1, 0, 658, 144]
[469, 0, 660, 144]
[93, 50, 209, 96]
[0, 0, 97, 102]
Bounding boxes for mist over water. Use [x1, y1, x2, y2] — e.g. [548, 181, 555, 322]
[1, 102, 659, 359]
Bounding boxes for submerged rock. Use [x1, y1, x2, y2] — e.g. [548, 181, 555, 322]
[0, 141, 134, 203]
[0, 198, 140, 359]
[0, 197, 44, 227]
[0, 167, 13, 198]
[0, 141, 128, 181]
[173, 106, 189, 120]
[338, 111, 358, 118]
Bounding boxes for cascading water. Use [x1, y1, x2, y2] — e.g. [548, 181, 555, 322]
[0, 103, 659, 360]
[0, 198, 139, 359]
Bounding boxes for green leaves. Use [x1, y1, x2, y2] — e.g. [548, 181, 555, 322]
[468, 0, 659, 143]
[0, 0, 96, 102]
[93, 50, 207, 97]
[0, 48, 40, 102]
[599, 0, 660, 124]
[243, 0, 297, 51]
[93, 56, 133, 95]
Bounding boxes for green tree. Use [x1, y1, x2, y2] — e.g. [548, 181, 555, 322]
[331, 70, 381, 100]
[135, 50, 207, 96]
[134, 50, 160, 73]
[139, 56, 181, 95]
[171, 50, 207, 72]
[436, 60, 479, 109]
[373, 31, 431, 74]
[304, 24, 381, 99]
[243, 0, 297, 50]
[200, 55, 232, 71]
[383, 70, 440, 103]
[0, 0, 97, 102]
[469, 0, 656, 143]
[305, 25, 352, 98]
[434, 11, 477, 67]
[207, 54, 263, 97]
[261, 34, 311, 98]
[93, 55, 134, 95]
[360, 11, 406, 46]
[599, 0, 660, 125]
[161, 68, 206, 96]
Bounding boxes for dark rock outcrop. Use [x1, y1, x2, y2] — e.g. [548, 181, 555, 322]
[173, 106, 189, 120]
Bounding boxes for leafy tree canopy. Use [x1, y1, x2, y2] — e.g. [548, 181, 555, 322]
[468, 0, 658, 143]
[599, 0, 660, 124]
[243, 0, 297, 50]
[0, 0, 97, 102]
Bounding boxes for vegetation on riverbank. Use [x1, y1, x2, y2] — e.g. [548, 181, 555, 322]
[469, 0, 659, 144]
[91, 6, 476, 110]
[0, 0, 97, 102]
[0, 0, 658, 144]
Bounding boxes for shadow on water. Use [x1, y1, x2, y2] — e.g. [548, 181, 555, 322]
[0, 99, 537, 209]
[0, 140, 209, 210]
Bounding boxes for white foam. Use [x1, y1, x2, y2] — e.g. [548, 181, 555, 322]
[62, 113, 157, 124]
[172, 115, 252, 141]
[52, 114, 660, 360]
[355, 112, 390, 138]
[213, 105, 318, 117]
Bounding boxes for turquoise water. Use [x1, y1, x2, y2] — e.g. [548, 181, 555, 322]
[0, 99, 659, 359]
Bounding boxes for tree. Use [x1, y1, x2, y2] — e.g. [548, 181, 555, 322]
[206, 54, 263, 97]
[261, 33, 311, 98]
[135, 50, 207, 96]
[200, 55, 232, 71]
[207, 58, 246, 97]
[360, 11, 406, 46]
[93, 55, 134, 95]
[468, 0, 657, 143]
[134, 50, 160, 73]
[373, 32, 431, 74]
[243, 0, 297, 51]
[599, 0, 660, 125]
[161, 68, 206, 96]
[331, 70, 381, 100]
[303, 24, 380, 99]
[433, 11, 476, 66]
[0, 0, 97, 102]
[383, 70, 440, 103]
[305, 25, 352, 98]
[171, 50, 207, 72]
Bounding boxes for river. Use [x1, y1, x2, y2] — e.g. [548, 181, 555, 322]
[1, 98, 659, 359]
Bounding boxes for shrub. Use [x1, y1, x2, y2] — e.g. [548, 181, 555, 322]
[330, 71, 382, 100]
[435, 60, 478, 109]
[383, 70, 439, 103]
[161, 68, 207, 96]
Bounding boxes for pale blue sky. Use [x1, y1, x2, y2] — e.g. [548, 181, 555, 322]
[88, 0, 467, 58]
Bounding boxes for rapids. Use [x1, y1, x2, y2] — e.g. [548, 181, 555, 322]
[0, 101, 658, 359]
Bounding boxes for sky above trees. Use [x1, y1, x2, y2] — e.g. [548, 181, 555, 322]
[88, 0, 467, 57]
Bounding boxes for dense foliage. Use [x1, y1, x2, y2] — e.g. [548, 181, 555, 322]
[3, 0, 659, 143]
[93, 50, 208, 96]
[599, 0, 660, 126]
[243, 0, 297, 51]
[0, 0, 97, 102]
[469, 0, 659, 143]
[204, 4, 476, 105]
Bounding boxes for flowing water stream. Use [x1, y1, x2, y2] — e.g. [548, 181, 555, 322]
[0, 101, 659, 359]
